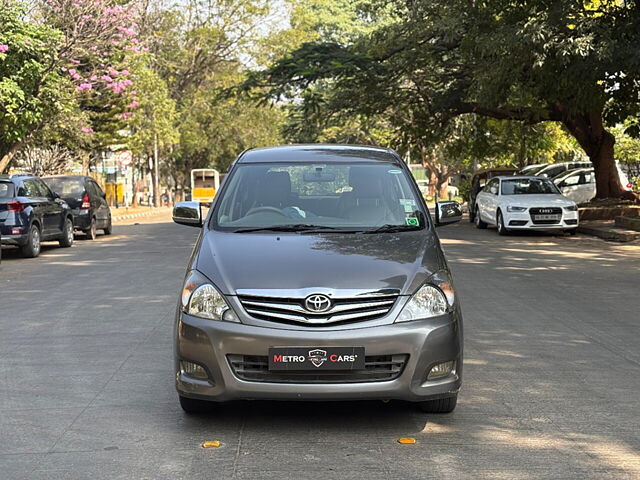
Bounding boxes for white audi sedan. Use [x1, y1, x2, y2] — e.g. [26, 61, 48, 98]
[474, 176, 579, 235]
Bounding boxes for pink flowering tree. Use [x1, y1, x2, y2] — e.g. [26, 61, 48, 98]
[0, 0, 142, 172]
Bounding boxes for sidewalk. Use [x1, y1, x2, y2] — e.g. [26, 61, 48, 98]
[111, 206, 172, 222]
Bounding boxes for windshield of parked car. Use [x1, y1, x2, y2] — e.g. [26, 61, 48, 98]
[213, 162, 426, 231]
[501, 178, 561, 195]
[44, 177, 84, 197]
[0, 181, 14, 198]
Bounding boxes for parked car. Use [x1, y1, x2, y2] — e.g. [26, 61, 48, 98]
[468, 167, 518, 222]
[533, 162, 592, 179]
[474, 175, 578, 235]
[0, 174, 74, 258]
[554, 168, 596, 204]
[553, 162, 633, 204]
[43, 175, 112, 240]
[171, 144, 464, 414]
[416, 179, 430, 197]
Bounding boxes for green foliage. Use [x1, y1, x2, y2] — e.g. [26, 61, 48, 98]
[0, 1, 65, 161]
[248, 0, 640, 197]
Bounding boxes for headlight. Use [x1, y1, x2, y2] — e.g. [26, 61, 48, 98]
[396, 284, 449, 322]
[181, 270, 239, 322]
[506, 205, 527, 212]
[564, 204, 578, 211]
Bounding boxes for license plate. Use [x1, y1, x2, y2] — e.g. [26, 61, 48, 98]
[533, 214, 560, 221]
[268, 346, 365, 371]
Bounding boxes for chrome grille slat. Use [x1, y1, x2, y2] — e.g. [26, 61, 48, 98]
[238, 294, 398, 326]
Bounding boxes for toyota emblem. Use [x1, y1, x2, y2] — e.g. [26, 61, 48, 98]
[304, 294, 332, 313]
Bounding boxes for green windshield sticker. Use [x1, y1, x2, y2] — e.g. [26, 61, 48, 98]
[388, 169, 402, 174]
[406, 217, 419, 226]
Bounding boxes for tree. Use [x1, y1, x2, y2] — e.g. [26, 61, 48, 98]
[0, 0, 141, 172]
[247, 0, 640, 199]
[13, 145, 75, 175]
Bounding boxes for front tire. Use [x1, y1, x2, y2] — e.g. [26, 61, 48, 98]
[103, 217, 112, 235]
[496, 210, 509, 236]
[59, 218, 74, 247]
[21, 225, 41, 258]
[474, 207, 487, 229]
[85, 217, 97, 240]
[418, 394, 458, 413]
[179, 395, 213, 414]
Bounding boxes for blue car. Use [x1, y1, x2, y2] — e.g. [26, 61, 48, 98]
[0, 174, 74, 259]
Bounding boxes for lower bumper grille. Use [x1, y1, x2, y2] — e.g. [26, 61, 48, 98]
[227, 354, 408, 383]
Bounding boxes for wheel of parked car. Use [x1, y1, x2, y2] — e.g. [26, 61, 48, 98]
[496, 210, 509, 236]
[474, 207, 487, 229]
[418, 394, 457, 413]
[59, 218, 74, 248]
[179, 395, 212, 414]
[103, 216, 112, 235]
[85, 217, 97, 240]
[21, 224, 41, 258]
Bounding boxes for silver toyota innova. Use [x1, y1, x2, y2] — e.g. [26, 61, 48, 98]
[172, 145, 463, 413]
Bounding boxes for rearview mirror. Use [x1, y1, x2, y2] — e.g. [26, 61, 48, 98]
[173, 201, 202, 227]
[435, 201, 462, 227]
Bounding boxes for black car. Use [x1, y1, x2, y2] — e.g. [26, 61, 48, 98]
[0, 174, 74, 258]
[44, 175, 112, 240]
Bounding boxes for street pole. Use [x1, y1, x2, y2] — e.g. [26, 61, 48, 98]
[154, 134, 159, 208]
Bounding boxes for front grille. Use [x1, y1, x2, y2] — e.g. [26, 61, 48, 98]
[228, 354, 408, 383]
[529, 207, 562, 225]
[237, 294, 398, 326]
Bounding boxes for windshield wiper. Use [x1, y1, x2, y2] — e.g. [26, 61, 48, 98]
[234, 224, 340, 233]
[364, 224, 423, 234]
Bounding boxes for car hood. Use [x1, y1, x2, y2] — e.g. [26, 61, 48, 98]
[195, 230, 446, 296]
[501, 194, 574, 206]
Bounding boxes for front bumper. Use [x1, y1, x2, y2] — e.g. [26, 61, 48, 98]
[175, 310, 463, 403]
[504, 210, 578, 230]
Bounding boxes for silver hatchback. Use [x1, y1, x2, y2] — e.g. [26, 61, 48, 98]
[173, 145, 463, 413]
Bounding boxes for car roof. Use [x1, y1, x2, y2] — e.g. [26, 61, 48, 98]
[43, 175, 87, 180]
[472, 167, 518, 176]
[495, 175, 552, 180]
[0, 173, 35, 181]
[236, 144, 402, 164]
[554, 167, 594, 178]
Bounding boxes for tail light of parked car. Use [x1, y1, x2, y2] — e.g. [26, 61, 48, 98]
[6, 201, 24, 212]
[80, 193, 91, 210]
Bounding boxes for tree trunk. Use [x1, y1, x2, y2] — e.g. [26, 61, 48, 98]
[561, 108, 635, 200]
[0, 142, 25, 173]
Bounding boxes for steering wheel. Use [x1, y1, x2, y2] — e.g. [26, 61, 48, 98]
[245, 206, 288, 217]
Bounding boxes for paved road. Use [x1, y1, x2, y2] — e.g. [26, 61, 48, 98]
[1, 215, 639, 479]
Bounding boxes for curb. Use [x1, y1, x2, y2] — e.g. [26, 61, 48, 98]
[577, 221, 640, 242]
[112, 208, 172, 222]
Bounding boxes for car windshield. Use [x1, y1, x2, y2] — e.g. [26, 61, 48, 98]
[0, 181, 14, 198]
[44, 177, 84, 196]
[213, 162, 426, 231]
[501, 178, 560, 195]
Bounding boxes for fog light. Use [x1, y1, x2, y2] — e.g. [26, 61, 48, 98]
[11, 227, 23, 235]
[180, 361, 208, 380]
[427, 361, 455, 380]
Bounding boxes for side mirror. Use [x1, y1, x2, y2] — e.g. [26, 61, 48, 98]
[173, 201, 202, 227]
[435, 201, 463, 227]
[490, 186, 498, 195]
[52, 191, 60, 199]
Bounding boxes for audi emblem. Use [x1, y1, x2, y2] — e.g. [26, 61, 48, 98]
[304, 294, 332, 313]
